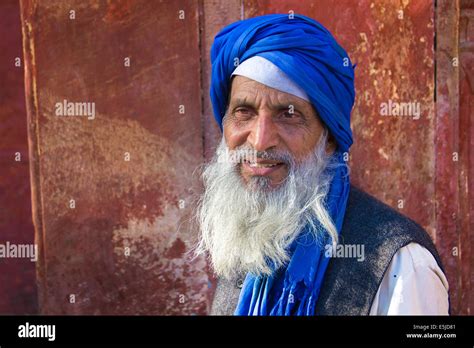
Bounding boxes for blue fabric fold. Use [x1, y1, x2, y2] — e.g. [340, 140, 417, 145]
[210, 14, 355, 316]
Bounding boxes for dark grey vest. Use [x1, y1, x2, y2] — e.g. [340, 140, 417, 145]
[210, 185, 446, 315]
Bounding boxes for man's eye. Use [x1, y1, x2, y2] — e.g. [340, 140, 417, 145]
[281, 111, 298, 119]
[235, 108, 252, 116]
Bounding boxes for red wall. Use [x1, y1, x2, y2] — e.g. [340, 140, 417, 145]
[0, 0, 471, 315]
[0, 0, 37, 314]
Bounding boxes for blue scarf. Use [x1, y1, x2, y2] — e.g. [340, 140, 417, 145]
[210, 14, 355, 316]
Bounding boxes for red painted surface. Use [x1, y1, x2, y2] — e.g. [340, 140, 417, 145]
[20, 0, 209, 314]
[0, 0, 37, 314]
[434, 0, 474, 315]
[435, 0, 462, 314]
[458, 0, 474, 314]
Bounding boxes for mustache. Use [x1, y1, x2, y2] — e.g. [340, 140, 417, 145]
[231, 144, 296, 167]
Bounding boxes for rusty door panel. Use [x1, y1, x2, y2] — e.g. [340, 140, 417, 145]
[435, 0, 474, 315]
[0, 0, 37, 314]
[20, 0, 209, 314]
[0, 0, 468, 315]
[458, 0, 473, 314]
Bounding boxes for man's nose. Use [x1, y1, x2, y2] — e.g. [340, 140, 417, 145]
[247, 112, 279, 152]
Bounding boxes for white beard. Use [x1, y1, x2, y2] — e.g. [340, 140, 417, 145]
[195, 131, 339, 279]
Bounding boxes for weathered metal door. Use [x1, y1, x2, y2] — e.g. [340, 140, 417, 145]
[0, 0, 471, 315]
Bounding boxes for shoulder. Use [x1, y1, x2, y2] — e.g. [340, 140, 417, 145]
[385, 242, 449, 292]
[316, 185, 446, 315]
[391, 243, 449, 294]
[342, 185, 442, 267]
[369, 242, 450, 315]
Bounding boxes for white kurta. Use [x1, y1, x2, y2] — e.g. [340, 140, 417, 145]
[369, 242, 450, 315]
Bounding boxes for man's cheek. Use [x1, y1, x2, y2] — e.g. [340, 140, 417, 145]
[270, 164, 289, 183]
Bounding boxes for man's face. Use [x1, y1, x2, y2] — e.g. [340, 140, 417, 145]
[223, 76, 330, 189]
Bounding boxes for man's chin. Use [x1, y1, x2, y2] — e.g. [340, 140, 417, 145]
[239, 169, 288, 192]
[240, 165, 288, 187]
[243, 176, 281, 192]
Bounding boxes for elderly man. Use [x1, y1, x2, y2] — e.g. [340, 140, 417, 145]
[195, 14, 449, 315]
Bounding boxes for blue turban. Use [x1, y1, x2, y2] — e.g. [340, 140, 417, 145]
[210, 14, 354, 316]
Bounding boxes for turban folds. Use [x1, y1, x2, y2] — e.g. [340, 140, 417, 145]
[210, 13, 355, 152]
[209, 14, 354, 316]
